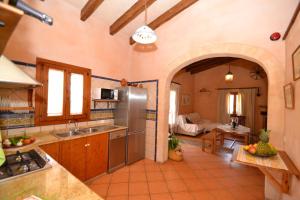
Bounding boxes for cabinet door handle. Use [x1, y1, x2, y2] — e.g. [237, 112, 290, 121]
[85, 143, 90, 147]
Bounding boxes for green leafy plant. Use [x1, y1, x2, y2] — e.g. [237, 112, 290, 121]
[168, 135, 180, 150]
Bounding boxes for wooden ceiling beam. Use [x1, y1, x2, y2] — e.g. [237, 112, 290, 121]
[81, 0, 104, 21]
[130, 0, 199, 45]
[110, 0, 157, 35]
[189, 58, 238, 74]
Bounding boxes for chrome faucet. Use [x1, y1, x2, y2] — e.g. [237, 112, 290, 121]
[68, 120, 79, 133]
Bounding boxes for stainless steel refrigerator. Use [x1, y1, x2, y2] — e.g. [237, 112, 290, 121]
[115, 86, 147, 165]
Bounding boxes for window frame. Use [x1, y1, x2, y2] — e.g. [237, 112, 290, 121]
[228, 92, 241, 116]
[35, 58, 91, 126]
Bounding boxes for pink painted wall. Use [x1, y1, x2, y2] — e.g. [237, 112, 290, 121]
[3, 0, 131, 79]
[130, 0, 298, 81]
[282, 12, 300, 200]
[172, 71, 194, 114]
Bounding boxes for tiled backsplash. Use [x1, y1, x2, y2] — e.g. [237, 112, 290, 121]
[0, 61, 159, 161]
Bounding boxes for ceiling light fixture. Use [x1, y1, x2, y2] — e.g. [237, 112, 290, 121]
[132, 0, 157, 44]
[225, 64, 233, 82]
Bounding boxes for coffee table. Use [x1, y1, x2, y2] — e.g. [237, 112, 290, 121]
[216, 124, 250, 148]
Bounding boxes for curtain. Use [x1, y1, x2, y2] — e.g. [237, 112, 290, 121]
[239, 88, 256, 135]
[217, 90, 231, 124]
[169, 83, 180, 133]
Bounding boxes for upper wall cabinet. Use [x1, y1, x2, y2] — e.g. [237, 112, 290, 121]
[35, 58, 91, 126]
[0, 3, 23, 55]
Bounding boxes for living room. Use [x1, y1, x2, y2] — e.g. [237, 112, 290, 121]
[169, 58, 268, 149]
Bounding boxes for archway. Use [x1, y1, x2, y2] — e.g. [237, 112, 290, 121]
[155, 43, 285, 163]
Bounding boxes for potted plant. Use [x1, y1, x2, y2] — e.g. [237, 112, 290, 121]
[168, 134, 183, 161]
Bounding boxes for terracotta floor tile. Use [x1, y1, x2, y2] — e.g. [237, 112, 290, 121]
[202, 179, 224, 190]
[171, 192, 194, 200]
[129, 182, 149, 195]
[107, 183, 129, 196]
[129, 165, 145, 172]
[89, 183, 109, 198]
[111, 172, 129, 183]
[106, 196, 128, 200]
[128, 195, 151, 200]
[146, 171, 164, 182]
[88, 174, 111, 185]
[228, 186, 257, 200]
[150, 193, 173, 200]
[209, 189, 236, 200]
[194, 170, 213, 179]
[177, 170, 197, 179]
[144, 159, 156, 165]
[192, 191, 215, 200]
[102, 143, 264, 199]
[148, 181, 169, 194]
[166, 180, 188, 193]
[162, 170, 180, 180]
[215, 177, 239, 188]
[114, 166, 130, 173]
[145, 164, 161, 172]
[159, 164, 175, 172]
[129, 172, 147, 182]
[183, 178, 207, 191]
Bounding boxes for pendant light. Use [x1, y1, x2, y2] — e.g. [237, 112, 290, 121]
[225, 64, 233, 82]
[132, 0, 157, 44]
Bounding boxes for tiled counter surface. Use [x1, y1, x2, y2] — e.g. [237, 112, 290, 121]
[0, 149, 103, 200]
[0, 124, 128, 200]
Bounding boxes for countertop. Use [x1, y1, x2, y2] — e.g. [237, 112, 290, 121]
[0, 148, 103, 200]
[3, 124, 127, 155]
[0, 124, 127, 200]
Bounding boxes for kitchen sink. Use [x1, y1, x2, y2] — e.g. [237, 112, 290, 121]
[54, 130, 83, 138]
[53, 125, 119, 138]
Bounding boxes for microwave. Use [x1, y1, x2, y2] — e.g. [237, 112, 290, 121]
[94, 88, 118, 100]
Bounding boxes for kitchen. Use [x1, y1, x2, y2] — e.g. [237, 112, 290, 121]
[0, 1, 158, 199]
[2, 0, 300, 200]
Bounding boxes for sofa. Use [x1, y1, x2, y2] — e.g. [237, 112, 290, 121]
[175, 113, 218, 136]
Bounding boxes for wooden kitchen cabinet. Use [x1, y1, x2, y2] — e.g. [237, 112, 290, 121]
[55, 133, 109, 181]
[86, 133, 108, 179]
[39, 142, 60, 162]
[59, 137, 87, 181]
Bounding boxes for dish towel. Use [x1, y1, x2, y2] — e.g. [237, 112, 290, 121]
[0, 147, 5, 167]
[0, 131, 5, 166]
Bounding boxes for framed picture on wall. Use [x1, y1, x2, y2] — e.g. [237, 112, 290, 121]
[283, 83, 294, 109]
[292, 45, 300, 81]
[182, 95, 191, 106]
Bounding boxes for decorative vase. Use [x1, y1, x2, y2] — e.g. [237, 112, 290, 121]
[120, 79, 127, 87]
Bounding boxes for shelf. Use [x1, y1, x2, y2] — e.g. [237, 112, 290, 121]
[0, 3, 23, 54]
[92, 99, 119, 102]
[0, 107, 34, 111]
[92, 99, 119, 108]
[232, 145, 300, 193]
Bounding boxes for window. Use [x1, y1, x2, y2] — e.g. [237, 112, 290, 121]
[169, 90, 177, 125]
[227, 92, 242, 116]
[35, 58, 91, 125]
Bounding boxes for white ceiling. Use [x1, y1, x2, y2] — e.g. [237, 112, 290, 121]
[64, 0, 181, 36]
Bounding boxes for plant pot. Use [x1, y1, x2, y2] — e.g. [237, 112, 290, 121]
[168, 148, 183, 161]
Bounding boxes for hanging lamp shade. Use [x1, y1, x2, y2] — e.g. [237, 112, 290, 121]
[225, 71, 234, 82]
[225, 64, 234, 82]
[132, 25, 157, 44]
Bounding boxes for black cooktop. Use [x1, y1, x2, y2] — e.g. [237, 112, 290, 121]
[0, 149, 47, 181]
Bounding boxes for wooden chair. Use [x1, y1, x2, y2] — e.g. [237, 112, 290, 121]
[201, 129, 223, 153]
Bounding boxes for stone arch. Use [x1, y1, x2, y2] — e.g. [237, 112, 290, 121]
[156, 42, 285, 162]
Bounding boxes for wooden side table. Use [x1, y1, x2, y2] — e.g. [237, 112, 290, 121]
[232, 145, 300, 194]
